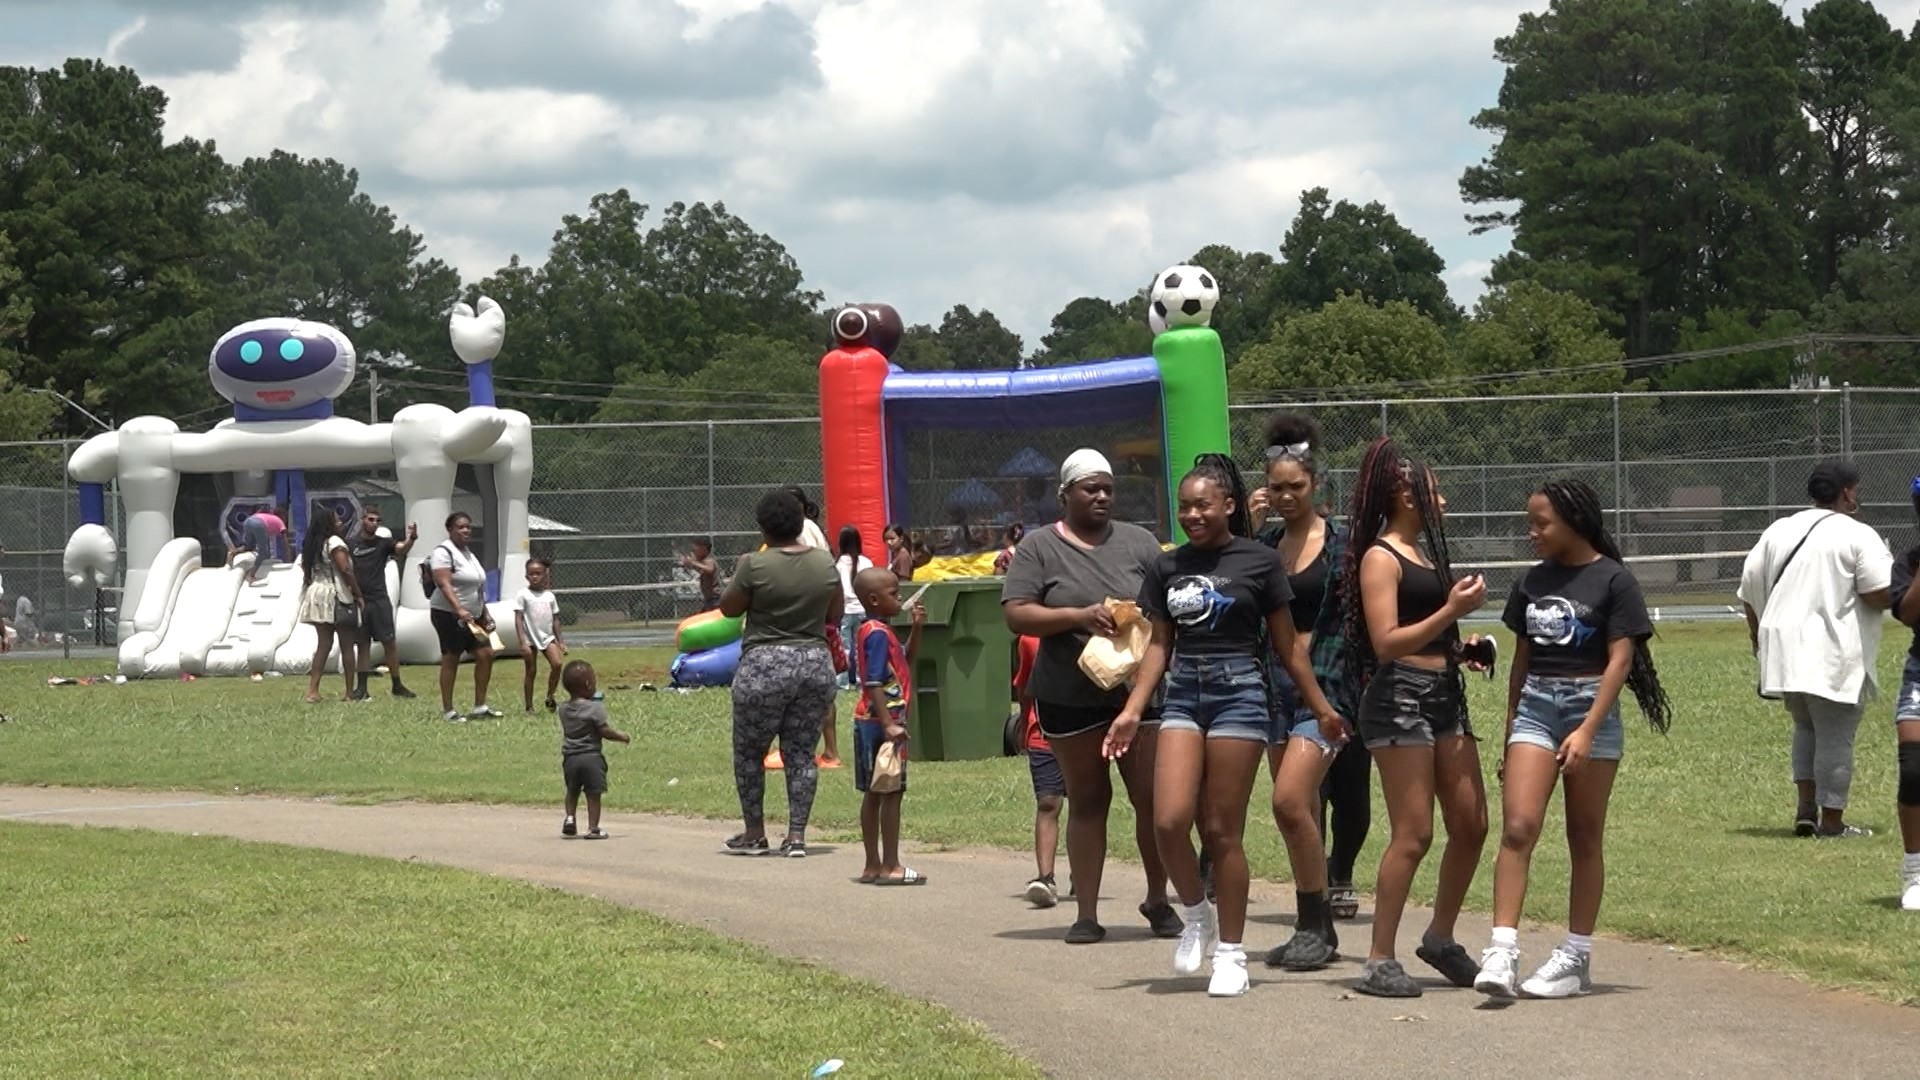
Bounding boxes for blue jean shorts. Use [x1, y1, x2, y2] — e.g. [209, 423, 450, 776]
[853, 721, 905, 794]
[1510, 674, 1624, 761]
[1160, 655, 1271, 742]
[1896, 656, 1920, 722]
[1268, 664, 1353, 750]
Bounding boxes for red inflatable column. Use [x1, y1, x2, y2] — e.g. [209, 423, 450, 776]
[820, 305, 898, 569]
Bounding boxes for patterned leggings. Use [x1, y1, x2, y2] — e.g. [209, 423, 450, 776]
[730, 643, 836, 835]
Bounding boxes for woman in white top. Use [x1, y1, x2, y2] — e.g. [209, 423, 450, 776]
[429, 511, 500, 722]
[298, 507, 364, 704]
[1739, 462, 1894, 838]
[835, 525, 876, 690]
[789, 486, 830, 551]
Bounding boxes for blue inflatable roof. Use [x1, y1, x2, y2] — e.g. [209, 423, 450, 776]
[882, 356, 1161, 429]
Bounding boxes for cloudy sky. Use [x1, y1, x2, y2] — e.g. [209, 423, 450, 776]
[6, 0, 1910, 350]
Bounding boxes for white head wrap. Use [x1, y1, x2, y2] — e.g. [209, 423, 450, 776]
[1058, 448, 1114, 495]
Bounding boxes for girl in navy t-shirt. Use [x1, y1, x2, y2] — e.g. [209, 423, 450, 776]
[1476, 478, 1670, 1002]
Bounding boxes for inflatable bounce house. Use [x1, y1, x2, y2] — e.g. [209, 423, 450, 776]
[826, 263, 1230, 569]
[664, 262, 1232, 686]
[62, 298, 537, 678]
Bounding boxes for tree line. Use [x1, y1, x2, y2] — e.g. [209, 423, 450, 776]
[7, 0, 1920, 441]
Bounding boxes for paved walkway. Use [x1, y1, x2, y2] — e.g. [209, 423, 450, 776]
[4, 787, 1914, 1079]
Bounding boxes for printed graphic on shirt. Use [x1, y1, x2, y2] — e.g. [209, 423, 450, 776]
[1524, 595, 1598, 649]
[1165, 575, 1235, 632]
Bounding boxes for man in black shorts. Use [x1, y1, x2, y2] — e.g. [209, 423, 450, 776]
[349, 507, 418, 701]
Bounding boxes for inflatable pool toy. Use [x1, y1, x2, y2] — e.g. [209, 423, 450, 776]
[675, 609, 744, 652]
[671, 638, 741, 688]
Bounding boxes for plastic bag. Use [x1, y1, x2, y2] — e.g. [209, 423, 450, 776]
[1077, 598, 1150, 691]
[870, 740, 905, 793]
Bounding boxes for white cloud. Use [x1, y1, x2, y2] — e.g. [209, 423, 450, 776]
[18, 0, 1563, 350]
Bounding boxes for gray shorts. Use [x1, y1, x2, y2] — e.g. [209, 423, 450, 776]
[564, 752, 608, 797]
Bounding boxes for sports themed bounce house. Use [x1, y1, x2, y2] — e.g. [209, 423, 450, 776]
[666, 263, 1233, 687]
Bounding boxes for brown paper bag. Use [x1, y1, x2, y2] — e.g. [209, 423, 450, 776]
[1077, 598, 1150, 691]
[871, 740, 905, 793]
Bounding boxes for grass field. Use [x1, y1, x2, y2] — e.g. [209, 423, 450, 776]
[3, 621, 1917, 1005]
[0, 823, 1038, 1079]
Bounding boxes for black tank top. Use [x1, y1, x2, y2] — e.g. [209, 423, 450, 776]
[1286, 549, 1327, 633]
[1383, 543, 1457, 657]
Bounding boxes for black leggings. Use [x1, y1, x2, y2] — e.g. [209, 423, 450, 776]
[1319, 738, 1373, 883]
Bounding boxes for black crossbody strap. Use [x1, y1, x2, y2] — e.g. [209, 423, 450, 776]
[1770, 513, 1836, 591]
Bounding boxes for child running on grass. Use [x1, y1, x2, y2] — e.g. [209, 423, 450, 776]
[852, 567, 927, 885]
[1016, 633, 1066, 907]
[557, 660, 629, 841]
[517, 559, 567, 713]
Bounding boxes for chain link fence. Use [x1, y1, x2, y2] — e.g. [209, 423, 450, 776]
[5, 388, 1916, 639]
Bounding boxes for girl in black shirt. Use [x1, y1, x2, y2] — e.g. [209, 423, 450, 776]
[1476, 479, 1670, 1001]
[1344, 438, 1494, 999]
[1111, 455, 1340, 999]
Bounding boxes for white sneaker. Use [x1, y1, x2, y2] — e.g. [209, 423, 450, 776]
[1520, 947, 1592, 998]
[1024, 877, 1058, 909]
[1173, 902, 1217, 976]
[468, 704, 503, 720]
[443, 710, 467, 724]
[1207, 949, 1249, 997]
[1474, 945, 1520, 999]
[1901, 870, 1920, 912]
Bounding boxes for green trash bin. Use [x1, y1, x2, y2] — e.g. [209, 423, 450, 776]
[887, 578, 1014, 762]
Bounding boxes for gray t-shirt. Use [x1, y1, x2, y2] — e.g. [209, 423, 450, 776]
[558, 699, 608, 758]
[1001, 521, 1164, 709]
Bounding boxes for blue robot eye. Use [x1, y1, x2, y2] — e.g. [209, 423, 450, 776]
[240, 340, 263, 364]
[280, 338, 304, 362]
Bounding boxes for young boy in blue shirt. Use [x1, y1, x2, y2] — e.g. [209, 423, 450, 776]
[852, 568, 926, 886]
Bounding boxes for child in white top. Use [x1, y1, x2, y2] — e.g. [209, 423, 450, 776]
[516, 559, 567, 712]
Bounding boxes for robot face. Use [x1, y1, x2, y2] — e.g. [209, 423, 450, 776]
[210, 318, 356, 412]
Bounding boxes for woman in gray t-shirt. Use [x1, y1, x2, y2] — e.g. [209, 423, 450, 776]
[1002, 449, 1180, 945]
[720, 489, 844, 858]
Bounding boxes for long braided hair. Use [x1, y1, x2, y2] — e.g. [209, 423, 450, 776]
[1539, 479, 1673, 734]
[1341, 438, 1467, 725]
[1184, 452, 1253, 540]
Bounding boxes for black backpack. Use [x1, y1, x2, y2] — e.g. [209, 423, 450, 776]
[419, 542, 451, 600]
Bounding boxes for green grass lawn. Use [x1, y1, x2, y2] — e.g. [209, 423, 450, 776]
[3, 622, 1917, 1004]
[0, 822, 1040, 1079]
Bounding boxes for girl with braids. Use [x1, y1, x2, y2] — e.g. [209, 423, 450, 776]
[1111, 453, 1342, 998]
[1476, 478, 1670, 999]
[1344, 437, 1493, 999]
[1246, 413, 1363, 972]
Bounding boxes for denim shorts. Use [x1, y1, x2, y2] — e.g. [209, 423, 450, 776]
[1160, 654, 1271, 742]
[1509, 674, 1624, 761]
[1896, 656, 1920, 722]
[853, 721, 905, 794]
[1356, 662, 1472, 749]
[1268, 664, 1346, 750]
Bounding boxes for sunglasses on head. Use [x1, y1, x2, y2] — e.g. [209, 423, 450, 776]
[1265, 441, 1312, 463]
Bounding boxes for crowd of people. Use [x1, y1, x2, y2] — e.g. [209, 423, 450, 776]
[692, 416, 1920, 1006]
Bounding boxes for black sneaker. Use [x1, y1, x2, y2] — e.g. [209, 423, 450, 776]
[1064, 919, 1106, 945]
[1415, 939, 1481, 988]
[1328, 882, 1361, 920]
[724, 833, 770, 856]
[1139, 901, 1184, 938]
[1794, 813, 1816, 838]
[392, 684, 417, 700]
[780, 838, 808, 859]
[1354, 959, 1423, 998]
[1266, 926, 1339, 971]
[561, 816, 577, 837]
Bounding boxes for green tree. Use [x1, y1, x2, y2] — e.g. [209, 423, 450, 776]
[1463, 0, 1810, 358]
[1661, 308, 1806, 389]
[1230, 293, 1454, 399]
[0, 232, 59, 440]
[1183, 243, 1279, 357]
[1800, 0, 1906, 294]
[1455, 282, 1634, 394]
[0, 60, 234, 429]
[893, 323, 953, 371]
[1273, 188, 1460, 326]
[228, 150, 463, 369]
[934, 305, 1023, 369]
[1031, 295, 1152, 365]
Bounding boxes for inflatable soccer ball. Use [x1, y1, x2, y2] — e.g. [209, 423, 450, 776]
[1149, 265, 1219, 331]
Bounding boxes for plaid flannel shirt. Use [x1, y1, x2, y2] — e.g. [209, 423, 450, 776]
[1255, 519, 1356, 716]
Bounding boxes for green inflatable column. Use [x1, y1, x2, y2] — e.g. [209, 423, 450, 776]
[1154, 326, 1231, 542]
